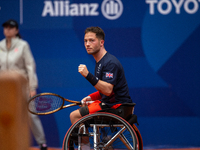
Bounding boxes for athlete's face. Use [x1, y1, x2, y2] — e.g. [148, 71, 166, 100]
[84, 32, 103, 55]
[3, 26, 18, 38]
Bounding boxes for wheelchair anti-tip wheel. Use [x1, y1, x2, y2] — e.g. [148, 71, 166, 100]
[63, 112, 139, 150]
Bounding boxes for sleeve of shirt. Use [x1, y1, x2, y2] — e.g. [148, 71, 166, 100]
[23, 42, 38, 91]
[89, 91, 102, 100]
[101, 62, 119, 85]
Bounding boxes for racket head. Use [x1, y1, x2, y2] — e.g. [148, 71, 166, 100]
[28, 93, 65, 115]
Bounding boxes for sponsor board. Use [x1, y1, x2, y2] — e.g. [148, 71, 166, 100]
[146, 0, 200, 15]
[41, 0, 123, 20]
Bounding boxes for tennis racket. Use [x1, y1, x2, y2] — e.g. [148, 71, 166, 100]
[28, 93, 93, 115]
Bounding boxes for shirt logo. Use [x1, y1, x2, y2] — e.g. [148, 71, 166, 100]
[106, 72, 113, 78]
[97, 64, 101, 74]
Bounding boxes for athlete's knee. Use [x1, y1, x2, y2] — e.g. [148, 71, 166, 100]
[70, 109, 81, 124]
[69, 110, 76, 121]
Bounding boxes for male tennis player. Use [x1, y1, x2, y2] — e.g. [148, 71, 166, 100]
[70, 26, 132, 125]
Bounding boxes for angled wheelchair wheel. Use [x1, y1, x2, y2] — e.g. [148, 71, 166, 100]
[132, 124, 143, 150]
[63, 112, 139, 150]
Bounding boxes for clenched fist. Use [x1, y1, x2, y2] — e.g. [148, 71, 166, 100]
[78, 64, 89, 77]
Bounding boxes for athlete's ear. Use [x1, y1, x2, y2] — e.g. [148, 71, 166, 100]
[100, 40, 104, 47]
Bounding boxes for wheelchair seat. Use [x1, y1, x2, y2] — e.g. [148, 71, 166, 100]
[97, 103, 138, 125]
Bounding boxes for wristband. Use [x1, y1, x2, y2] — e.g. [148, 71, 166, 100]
[85, 72, 99, 86]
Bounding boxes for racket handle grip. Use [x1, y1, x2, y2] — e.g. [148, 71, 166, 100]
[81, 100, 94, 105]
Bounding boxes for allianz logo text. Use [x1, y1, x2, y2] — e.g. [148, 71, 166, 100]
[42, 0, 123, 20]
[146, 0, 200, 15]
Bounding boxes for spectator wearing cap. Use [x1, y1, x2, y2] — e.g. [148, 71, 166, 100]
[0, 19, 48, 150]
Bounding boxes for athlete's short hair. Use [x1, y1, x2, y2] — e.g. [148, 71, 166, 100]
[85, 26, 105, 40]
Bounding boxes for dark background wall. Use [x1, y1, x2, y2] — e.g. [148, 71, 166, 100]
[0, 0, 200, 148]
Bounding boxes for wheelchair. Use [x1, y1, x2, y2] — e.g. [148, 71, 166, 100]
[63, 103, 143, 150]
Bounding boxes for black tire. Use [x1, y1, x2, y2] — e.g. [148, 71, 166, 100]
[63, 112, 139, 150]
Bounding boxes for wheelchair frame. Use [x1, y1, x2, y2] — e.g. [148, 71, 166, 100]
[62, 104, 143, 150]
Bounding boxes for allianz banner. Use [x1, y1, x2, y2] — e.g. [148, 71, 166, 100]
[1, 0, 200, 29]
[0, 0, 143, 29]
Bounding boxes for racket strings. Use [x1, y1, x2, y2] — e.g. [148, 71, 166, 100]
[29, 95, 63, 114]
